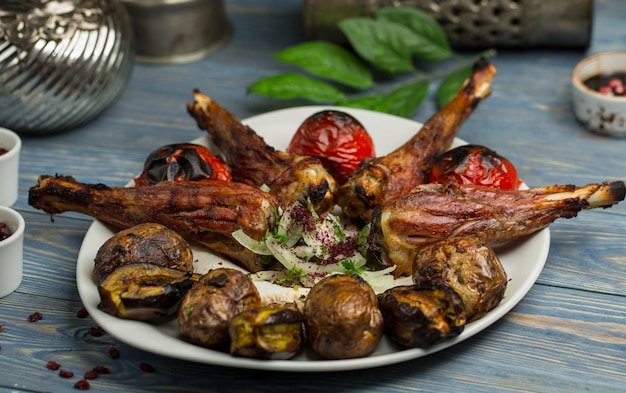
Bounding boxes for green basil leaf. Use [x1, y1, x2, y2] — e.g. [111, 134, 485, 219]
[273, 41, 373, 89]
[436, 67, 472, 109]
[338, 18, 415, 74]
[374, 7, 452, 62]
[248, 73, 346, 103]
[376, 80, 429, 117]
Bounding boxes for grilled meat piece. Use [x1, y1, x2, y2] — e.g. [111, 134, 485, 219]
[187, 90, 337, 213]
[28, 175, 280, 273]
[336, 59, 496, 223]
[368, 181, 626, 277]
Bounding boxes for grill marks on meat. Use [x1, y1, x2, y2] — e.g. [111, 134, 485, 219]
[28, 175, 280, 273]
[368, 181, 626, 277]
[337, 59, 496, 223]
[187, 90, 337, 213]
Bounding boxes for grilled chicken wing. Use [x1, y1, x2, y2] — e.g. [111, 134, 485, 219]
[187, 91, 337, 213]
[368, 181, 626, 277]
[337, 59, 496, 223]
[28, 175, 280, 273]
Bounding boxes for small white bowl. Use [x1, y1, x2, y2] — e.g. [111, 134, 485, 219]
[571, 51, 626, 137]
[0, 206, 25, 298]
[0, 127, 21, 206]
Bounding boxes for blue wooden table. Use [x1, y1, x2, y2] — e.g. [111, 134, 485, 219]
[1, 1, 625, 392]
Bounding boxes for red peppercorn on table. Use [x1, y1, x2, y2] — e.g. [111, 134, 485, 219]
[1, 1, 626, 392]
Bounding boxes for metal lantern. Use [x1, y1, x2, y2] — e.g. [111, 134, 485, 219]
[0, 0, 135, 134]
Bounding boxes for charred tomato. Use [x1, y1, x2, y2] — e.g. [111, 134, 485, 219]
[135, 143, 231, 186]
[429, 144, 521, 190]
[286, 110, 375, 183]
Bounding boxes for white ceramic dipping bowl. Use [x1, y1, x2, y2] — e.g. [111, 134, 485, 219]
[571, 51, 626, 137]
[0, 127, 21, 206]
[0, 205, 25, 298]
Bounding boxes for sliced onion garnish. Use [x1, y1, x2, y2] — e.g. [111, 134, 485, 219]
[234, 200, 397, 292]
[232, 229, 272, 255]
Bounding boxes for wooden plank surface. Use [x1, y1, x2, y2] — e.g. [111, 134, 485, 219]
[1, 0, 625, 392]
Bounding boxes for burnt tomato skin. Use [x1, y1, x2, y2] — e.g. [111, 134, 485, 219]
[286, 110, 375, 183]
[135, 143, 231, 186]
[429, 144, 521, 190]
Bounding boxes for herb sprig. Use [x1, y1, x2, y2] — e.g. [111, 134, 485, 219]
[248, 7, 495, 118]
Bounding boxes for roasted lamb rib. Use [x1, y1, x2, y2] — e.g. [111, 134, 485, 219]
[187, 90, 337, 213]
[28, 175, 280, 273]
[336, 59, 496, 223]
[367, 181, 626, 277]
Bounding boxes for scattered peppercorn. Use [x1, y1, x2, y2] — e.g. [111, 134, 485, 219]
[28, 312, 43, 322]
[89, 326, 104, 337]
[47, 361, 62, 370]
[108, 346, 119, 359]
[74, 380, 90, 390]
[76, 308, 89, 319]
[139, 362, 154, 372]
[59, 369, 74, 378]
[83, 370, 98, 380]
[0, 324, 5, 332]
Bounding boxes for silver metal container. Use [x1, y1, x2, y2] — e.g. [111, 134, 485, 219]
[0, 0, 135, 135]
[120, 0, 232, 64]
[304, 0, 594, 49]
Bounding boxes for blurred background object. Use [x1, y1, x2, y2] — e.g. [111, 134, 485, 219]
[0, 0, 135, 135]
[303, 0, 593, 49]
[120, 0, 232, 64]
[571, 51, 626, 138]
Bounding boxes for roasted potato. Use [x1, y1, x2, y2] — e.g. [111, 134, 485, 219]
[94, 222, 194, 284]
[378, 285, 466, 348]
[412, 236, 507, 321]
[304, 274, 384, 359]
[177, 268, 261, 349]
[97, 262, 198, 321]
[229, 302, 304, 360]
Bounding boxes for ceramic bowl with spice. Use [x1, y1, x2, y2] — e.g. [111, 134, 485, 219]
[571, 51, 626, 138]
[0, 127, 22, 207]
[0, 205, 25, 298]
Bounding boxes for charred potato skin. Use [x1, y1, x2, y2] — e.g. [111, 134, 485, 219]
[304, 274, 384, 360]
[412, 237, 507, 321]
[378, 285, 466, 348]
[94, 223, 194, 284]
[229, 302, 304, 360]
[97, 262, 198, 321]
[177, 268, 261, 349]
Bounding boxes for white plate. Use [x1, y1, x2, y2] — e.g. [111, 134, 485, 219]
[76, 106, 550, 372]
